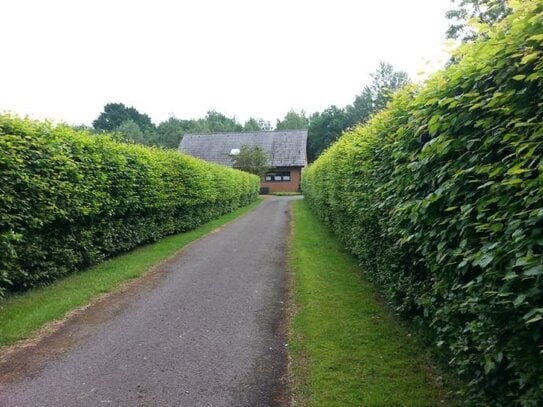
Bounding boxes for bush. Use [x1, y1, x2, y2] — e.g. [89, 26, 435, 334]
[303, 3, 543, 405]
[0, 116, 259, 296]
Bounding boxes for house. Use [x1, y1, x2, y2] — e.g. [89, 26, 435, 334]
[179, 130, 307, 193]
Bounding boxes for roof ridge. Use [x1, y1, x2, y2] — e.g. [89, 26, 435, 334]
[179, 130, 308, 167]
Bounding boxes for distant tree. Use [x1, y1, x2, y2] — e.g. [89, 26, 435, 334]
[70, 124, 95, 133]
[276, 110, 309, 130]
[115, 119, 148, 145]
[243, 117, 273, 131]
[446, 0, 511, 42]
[148, 111, 246, 148]
[93, 102, 155, 132]
[345, 87, 374, 128]
[231, 145, 270, 177]
[307, 106, 349, 162]
[195, 110, 243, 133]
[367, 61, 410, 112]
[345, 62, 409, 127]
[155, 117, 195, 149]
[307, 62, 409, 162]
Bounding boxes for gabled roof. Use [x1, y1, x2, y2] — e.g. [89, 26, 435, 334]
[179, 130, 307, 167]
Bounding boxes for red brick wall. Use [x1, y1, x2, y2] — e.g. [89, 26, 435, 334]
[261, 167, 302, 193]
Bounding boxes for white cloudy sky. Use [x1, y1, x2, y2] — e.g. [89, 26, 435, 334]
[0, 0, 456, 126]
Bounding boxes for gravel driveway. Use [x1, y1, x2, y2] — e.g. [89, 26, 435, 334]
[0, 196, 297, 407]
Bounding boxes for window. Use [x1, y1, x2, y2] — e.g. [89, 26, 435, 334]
[264, 171, 292, 182]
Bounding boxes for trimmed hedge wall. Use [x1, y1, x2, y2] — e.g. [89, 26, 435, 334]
[0, 116, 259, 296]
[303, 3, 543, 405]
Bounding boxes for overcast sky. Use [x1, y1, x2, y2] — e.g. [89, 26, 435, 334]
[1, 0, 456, 126]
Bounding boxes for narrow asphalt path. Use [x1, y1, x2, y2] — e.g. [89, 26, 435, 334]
[0, 196, 297, 407]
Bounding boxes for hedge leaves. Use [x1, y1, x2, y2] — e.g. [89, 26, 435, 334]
[0, 116, 259, 297]
[303, 2, 543, 405]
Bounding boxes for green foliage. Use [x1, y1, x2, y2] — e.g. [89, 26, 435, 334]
[303, 3, 543, 405]
[143, 110, 244, 148]
[93, 102, 155, 133]
[345, 87, 374, 126]
[446, 0, 512, 42]
[90, 62, 407, 159]
[275, 109, 309, 130]
[91, 106, 248, 149]
[0, 115, 259, 297]
[307, 106, 350, 162]
[92, 103, 158, 146]
[154, 116, 195, 149]
[307, 62, 409, 162]
[243, 117, 272, 131]
[366, 61, 410, 112]
[115, 119, 148, 144]
[194, 110, 243, 133]
[231, 145, 270, 177]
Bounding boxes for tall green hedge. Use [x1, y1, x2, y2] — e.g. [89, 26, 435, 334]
[0, 116, 259, 296]
[303, 3, 543, 405]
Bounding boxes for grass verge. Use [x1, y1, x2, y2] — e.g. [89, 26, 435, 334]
[269, 192, 302, 196]
[288, 200, 458, 406]
[0, 199, 262, 347]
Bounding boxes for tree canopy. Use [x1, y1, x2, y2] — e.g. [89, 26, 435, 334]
[154, 117, 196, 149]
[276, 110, 309, 130]
[93, 102, 154, 133]
[231, 145, 270, 177]
[91, 107, 248, 148]
[307, 106, 350, 162]
[445, 0, 511, 42]
[243, 117, 272, 131]
[90, 62, 408, 162]
[367, 61, 410, 112]
[195, 110, 243, 133]
[115, 119, 147, 145]
[307, 62, 409, 161]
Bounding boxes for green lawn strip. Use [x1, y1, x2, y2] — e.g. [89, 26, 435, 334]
[0, 199, 262, 347]
[269, 192, 302, 196]
[289, 200, 458, 406]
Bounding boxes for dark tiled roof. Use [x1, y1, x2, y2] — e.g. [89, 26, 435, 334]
[178, 130, 307, 167]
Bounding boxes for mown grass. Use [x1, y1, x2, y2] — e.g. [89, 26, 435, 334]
[0, 200, 262, 347]
[269, 192, 302, 196]
[288, 200, 458, 406]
